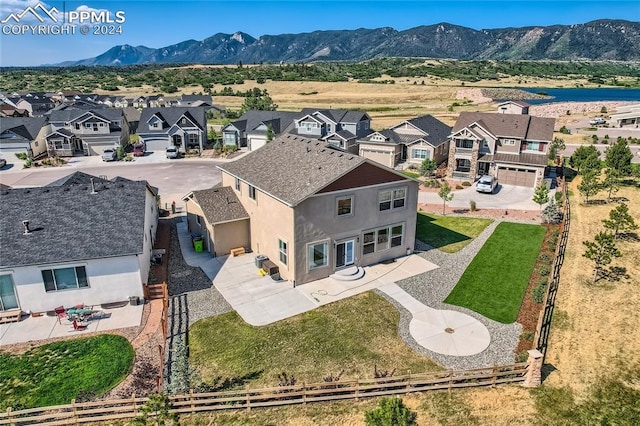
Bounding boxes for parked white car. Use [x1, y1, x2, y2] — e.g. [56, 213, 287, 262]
[476, 175, 498, 193]
[166, 146, 179, 159]
[101, 149, 117, 162]
[589, 117, 606, 125]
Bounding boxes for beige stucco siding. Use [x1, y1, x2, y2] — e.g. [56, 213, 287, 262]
[221, 172, 295, 281]
[294, 180, 418, 285]
[213, 220, 250, 256]
[184, 199, 214, 253]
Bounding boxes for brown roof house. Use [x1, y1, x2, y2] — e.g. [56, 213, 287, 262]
[185, 134, 419, 285]
[446, 112, 555, 187]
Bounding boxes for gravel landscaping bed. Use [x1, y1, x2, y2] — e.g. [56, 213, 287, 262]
[387, 220, 523, 370]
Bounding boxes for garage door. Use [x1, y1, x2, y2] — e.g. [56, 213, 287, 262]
[360, 149, 394, 168]
[141, 137, 170, 152]
[249, 136, 267, 151]
[87, 142, 116, 156]
[498, 167, 537, 187]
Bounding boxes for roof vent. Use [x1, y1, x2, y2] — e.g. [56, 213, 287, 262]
[90, 178, 97, 194]
[22, 220, 32, 235]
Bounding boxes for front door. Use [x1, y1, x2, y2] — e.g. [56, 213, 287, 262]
[335, 240, 355, 269]
[0, 275, 19, 311]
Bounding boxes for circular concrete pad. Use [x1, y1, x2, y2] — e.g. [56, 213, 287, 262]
[409, 309, 491, 356]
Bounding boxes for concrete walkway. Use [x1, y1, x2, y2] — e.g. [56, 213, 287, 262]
[176, 218, 492, 356]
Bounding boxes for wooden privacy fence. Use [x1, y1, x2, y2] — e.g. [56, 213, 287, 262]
[534, 179, 570, 358]
[0, 364, 528, 425]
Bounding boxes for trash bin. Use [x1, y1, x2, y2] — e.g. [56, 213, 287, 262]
[255, 255, 268, 269]
[129, 296, 139, 306]
[194, 239, 204, 253]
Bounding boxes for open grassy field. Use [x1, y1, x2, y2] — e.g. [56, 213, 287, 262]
[445, 222, 546, 323]
[415, 213, 493, 253]
[0, 335, 134, 410]
[189, 292, 441, 389]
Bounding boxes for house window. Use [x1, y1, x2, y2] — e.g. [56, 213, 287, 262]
[75, 123, 80, 130]
[42, 266, 88, 292]
[380, 188, 406, 211]
[412, 149, 430, 160]
[525, 142, 540, 151]
[308, 241, 328, 270]
[362, 231, 375, 255]
[235, 178, 241, 192]
[0, 274, 19, 311]
[99, 123, 104, 127]
[84, 123, 91, 128]
[391, 225, 403, 247]
[181, 118, 187, 125]
[278, 239, 288, 265]
[248, 185, 256, 200]
[362, 224, 405, 256]
[189, 133, 199, 146]
[336, 196, 353, 216]
[503, 139, 516, 146]
[195, 215, 201, 225]
[456, 140, 474, 149]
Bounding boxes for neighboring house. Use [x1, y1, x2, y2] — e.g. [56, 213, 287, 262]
[0, 117, 48, 162]
[138, 107, 207, 153]
[183, 186, 250, 256]
[294, 109, 371, 152]
[0, 172, 158, 314]
[215, 134, 419, 285]
[133, 96, 147, 109]
[222, 108, 371, 152]
[610, 104, 640, 128]
[178, 95, 213, 107]
[357, 115, 451, 168]
[446, 112, 555, 187]
[222, 111, 300, 150]
[497, 101, 530, 115]
[123, 107, 142, 134]
[45, 108, 129, 157]
[0, 104, 29, 117]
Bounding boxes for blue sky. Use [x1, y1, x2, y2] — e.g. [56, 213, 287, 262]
[1, 0, 638, 66]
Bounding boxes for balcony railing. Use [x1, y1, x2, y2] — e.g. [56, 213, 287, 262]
[452, 171, 470, 179]
[454, 147, 473, 154]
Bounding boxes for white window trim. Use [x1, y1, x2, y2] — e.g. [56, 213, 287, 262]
[503, 139, 516, 146]
[412, 148, 430, 160]
[41, 265, 89, 292]
[278, 238, 288, 266]
[336, 195, 354, 217]
[362, 223, 405, 256]
[234, 178, 241, 192]
[378, 186, 407, 212]
[248, 185, 256, 201]
[307, 240, 329, 271]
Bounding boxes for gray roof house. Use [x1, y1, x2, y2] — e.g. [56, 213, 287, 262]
[0, 172, 159, 315]
[357, 115, 451, 169]
[447, 111, 555, 187]
[0, 116, 48, 162]
[222, 110, 300, 151]
[201, 133, 419, 285]
[138, 107, 207, 153]
[45, 108, 130, 157]
[177, 95, 213, 107]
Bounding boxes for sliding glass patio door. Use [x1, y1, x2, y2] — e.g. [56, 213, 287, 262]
[0, 275, 19, 311]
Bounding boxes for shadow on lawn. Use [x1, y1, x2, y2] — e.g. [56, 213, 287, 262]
[416, 214, 471, 249]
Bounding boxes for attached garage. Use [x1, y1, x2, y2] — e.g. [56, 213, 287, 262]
[497, 167, 538, 187]
[359, 147, 396, 168]
[249, 136, 267, 151]
[139, 136, 170, 153]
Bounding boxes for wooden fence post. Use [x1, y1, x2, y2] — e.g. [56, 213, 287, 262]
[132, 392, 137, 416]
[190, 389, 195, 414]
[6, 407, 13, 426]
[71, 398, 78, 423]
[245, 387, 251, 412]
[492, 365, 497, 387]
[355, 377, 359, 401]
[448, 370, 453, 393]
[407, 370, 411, 392]
[302, 382, 307, 405]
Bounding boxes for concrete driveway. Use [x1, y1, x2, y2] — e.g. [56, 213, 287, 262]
[418, 184, 542, 211]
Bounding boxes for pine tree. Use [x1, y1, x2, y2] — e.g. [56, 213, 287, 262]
[605, 137, 633, 176]
[602, 203, 638, 239]
[577, 171, 600, 204]
[601, 168, 621, 203]
[583, 232, 621, 282]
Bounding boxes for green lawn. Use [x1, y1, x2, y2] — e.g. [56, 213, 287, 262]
[189, 292, 441, 388]
[416, 213, 494, 253]
[0, 335, 134, 410]
[444, 222, 546, 323]
[401, 170, 421, 179]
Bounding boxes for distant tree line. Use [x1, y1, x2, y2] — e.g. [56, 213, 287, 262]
[1, 59, 638, 93]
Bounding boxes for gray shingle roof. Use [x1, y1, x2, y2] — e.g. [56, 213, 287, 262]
[218, 134, 366, 206]
[48, 108, 123, 123]
[0, 116, 47, 140]
[492, 152, 549, 167]
[405, 115, 451, 147]
[47, 171, 111, 187]
[224, 111, 301, 134]
[191, 186, 249, 225]
[452, 112, 554, 142]
[138, 107, 207, 133]
[0, 176, 152, 268]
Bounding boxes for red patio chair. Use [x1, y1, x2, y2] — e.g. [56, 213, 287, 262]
[54, 306, 67, 324]
[72, 319, 87, 331]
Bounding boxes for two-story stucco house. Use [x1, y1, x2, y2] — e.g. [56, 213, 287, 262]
[0, 116, 48, 162]
[293, 109, 371, 153]
[138, 107, 207, 153]
[45, 108, 129, 157]
[222, 110, 300, 151]
[357, 115, 451, 169]
[190, 134, 418, 286]
[0, 172, 158, 315]
[446, 112, 555, 187]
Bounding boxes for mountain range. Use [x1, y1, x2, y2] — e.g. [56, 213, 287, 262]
[55, 19, 640, 66]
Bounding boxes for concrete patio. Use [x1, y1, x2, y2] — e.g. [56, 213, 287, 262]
[0, 303, 144, 346]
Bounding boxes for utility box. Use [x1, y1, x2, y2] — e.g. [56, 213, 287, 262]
[129, 296, 139, 306]
[255, 255, 268, 269]
[262, 260, 279, 276]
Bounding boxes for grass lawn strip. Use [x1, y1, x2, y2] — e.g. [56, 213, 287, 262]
[189, 292, 441, 388]
[416, 213, 493, 253]
[444, 222, 546, 324]
[0, 334, 134, 410]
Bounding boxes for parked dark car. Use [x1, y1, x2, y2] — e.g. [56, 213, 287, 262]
[133, 143, 145, 157]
